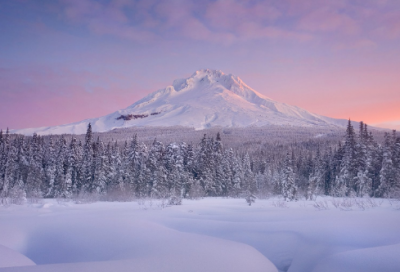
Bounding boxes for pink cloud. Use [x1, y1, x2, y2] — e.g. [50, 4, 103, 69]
[29, 0, 400, 46]
[204, 0, 281, 30]
[298, 7, 359, 34]
[61, 0, 156, 42]
[55, 0, 313, 44]
[373, 11, 400, 39]
[333, 39, 377, 51]
[236, 22, 312, 42]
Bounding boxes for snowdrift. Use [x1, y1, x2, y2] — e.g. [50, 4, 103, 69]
[1, 197, 400, 272]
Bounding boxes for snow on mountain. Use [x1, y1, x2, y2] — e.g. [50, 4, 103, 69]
[13, 69, 349, 135]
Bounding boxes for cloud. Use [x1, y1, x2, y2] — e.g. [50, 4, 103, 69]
[333, 39, 377, 51]
[298, 7, 359, 34]
[55, 0, 313, 44]
[373, 11, 400, 39]
[61, 0, 157, 42]
[204, 0, 281, 31]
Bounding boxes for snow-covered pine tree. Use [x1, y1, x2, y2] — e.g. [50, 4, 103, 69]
[1, 139, 17, 202]
[177, 143, 191, 198]
[134, 142, 148, 197]
[281, 152, 297, 201]
[307, 145, 324, 200]
[53, 136, 71, 198]
[81, 124, 94, 195]
[93, 137, 107, 196]
[378, 132, 396, 197]
[102, 142, 114, 195]
[220, 149, 233, 196]
[107, 141, 126, 199]
[9, 137, 27, 204]
[0, 130, 7, 202]
[394, 133, 400, 196]
[230, 149, 243, 197]
[68, 138, 81, 196]
[179, 142, 193, 198]
[125, 135, 141, 194]
[196, 135, 215, 196]
[164, 143, 184, 197]
[243, 153, 256, 194]
[26, 133, 44, 201]
[44, 136, 56, 197]
[146, 140, 165, 197]
[335, 120, 357, 196]
[353, 123, 373, 197]
[213, 133, 224, 196]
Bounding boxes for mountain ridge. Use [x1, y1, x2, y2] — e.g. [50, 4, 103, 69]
[12, 69, 350, 135]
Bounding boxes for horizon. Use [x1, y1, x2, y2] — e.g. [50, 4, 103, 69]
[1, 0, 400, 131]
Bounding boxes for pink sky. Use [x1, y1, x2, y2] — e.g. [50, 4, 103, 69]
[1, 0, 400, 130]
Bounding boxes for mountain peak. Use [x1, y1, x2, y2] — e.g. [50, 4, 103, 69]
[12, 70, 349, 135]
[190, 69, 225, 79]
[172, 69, 249, 94]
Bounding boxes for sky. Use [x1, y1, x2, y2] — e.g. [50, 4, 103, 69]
[1, 0, 400, 130]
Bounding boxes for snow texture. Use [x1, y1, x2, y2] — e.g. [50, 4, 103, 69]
[12, 69, 350, 135]
[0, 245, 35, 268]
[1, 197, 400, 272]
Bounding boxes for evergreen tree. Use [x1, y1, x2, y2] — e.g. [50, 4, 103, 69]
[196, 135, 214, 195]
[281, 152, 297, 201]
[378, 133, 396, 197]
[243, 153, 256, 194]
[81, 124, 94, 194]
[44, 136, 56, 197]
[307, 145, 324, 200]
[26, 134, 44, 201]
[93, 137, 107, 195]
[53, 136, 71, 198]
[213, 133, 224, 195]
[147, 140, 167, 197]
[68, 138, 81, 196]
[335, 120, 357, 196]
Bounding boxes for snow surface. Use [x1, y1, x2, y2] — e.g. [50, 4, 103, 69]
[12, 69, 349, 135]
[1, 197, 400, 272]
[0, 245, 35, 268]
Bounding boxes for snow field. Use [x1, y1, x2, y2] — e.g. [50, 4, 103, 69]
[0, 197, 400, 272]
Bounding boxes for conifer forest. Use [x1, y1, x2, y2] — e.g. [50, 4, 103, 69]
[1, 121, 399, 204]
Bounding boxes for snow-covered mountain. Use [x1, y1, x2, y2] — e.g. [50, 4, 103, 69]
[13, 69, 350, 135]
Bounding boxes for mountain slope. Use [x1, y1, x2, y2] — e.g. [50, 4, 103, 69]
[13, 69, 349, 135]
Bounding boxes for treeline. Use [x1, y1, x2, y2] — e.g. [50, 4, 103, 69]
[0, 121, 399, 204]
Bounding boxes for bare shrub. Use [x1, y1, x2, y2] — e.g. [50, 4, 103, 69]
[168, 196, 182, 205]
[365, 197, 382, 208]
[330, 198, 353, 211]
[339, 198, 354, 211]
[73, 192, 100, 204]
[313, 200, 329, 210]
[388, 199, 400, 210]
[101, 186, 136, 202]
[27, 197, 43, 204]
[156, 198, 168, 209]
[272, 199, 288, 208]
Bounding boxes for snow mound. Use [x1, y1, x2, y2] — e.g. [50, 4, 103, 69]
[0, 201, 277, 272]
[1, 198, 400, 271]
[12, 69, 349, 135]
[0, 245, 35, 268]
[313, 243, 400, 272]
